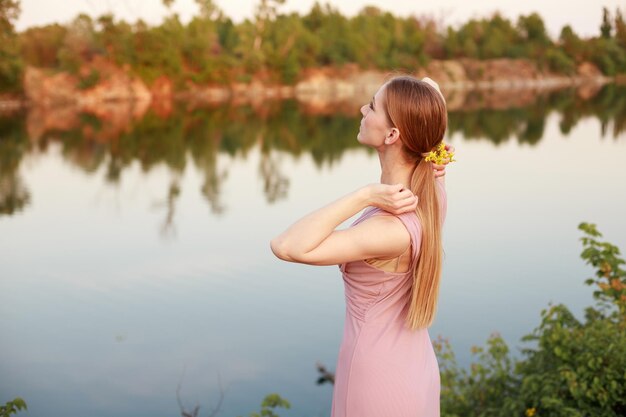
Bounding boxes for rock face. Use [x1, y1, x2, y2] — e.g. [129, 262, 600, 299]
[21, 57, 609, 112]
[292, 59, 609, 111]
[23, 59, 154, 141]
[24, 57, 151, 107]
[24, 67, 79, 105]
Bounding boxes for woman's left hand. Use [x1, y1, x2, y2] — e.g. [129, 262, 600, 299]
[432, 144, 455, 178]
[365, 183, 418, 215]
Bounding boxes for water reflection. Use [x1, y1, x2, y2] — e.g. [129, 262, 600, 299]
[1, 84, 625, 221]
[0, 116, 31, 215]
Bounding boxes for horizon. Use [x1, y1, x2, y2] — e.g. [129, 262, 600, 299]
[14, 0, 626, 39]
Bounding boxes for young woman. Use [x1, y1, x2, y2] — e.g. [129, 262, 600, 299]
[271, 75, 451, 417]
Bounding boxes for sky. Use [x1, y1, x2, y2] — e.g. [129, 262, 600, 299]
[14, 0, 626, 39]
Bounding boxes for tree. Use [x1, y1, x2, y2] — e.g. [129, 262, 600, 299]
[19, 24, 66, 68]
[253, 0, 285, 52]
[559, 25, 584, 61]
[0, 0, 22, 92]
[615, 8, 626, 49]
[95, 14, 134, 66]
[517, 13, 551, 60]
[601, 7, 613, 39]
[57, 14, 98, 73]
[195, 0, 221, 20]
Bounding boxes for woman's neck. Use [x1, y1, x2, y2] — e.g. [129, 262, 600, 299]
[378, 147, 414, 188]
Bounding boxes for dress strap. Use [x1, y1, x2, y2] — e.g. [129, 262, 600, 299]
[394, 211, 422, 262]
[364, 208, 422, 264]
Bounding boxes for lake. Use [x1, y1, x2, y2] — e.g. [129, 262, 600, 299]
[1, 84, 626, 417]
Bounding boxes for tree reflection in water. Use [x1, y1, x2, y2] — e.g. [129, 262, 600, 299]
[0, 114, 31, 215]
[1, 83, 625, 229]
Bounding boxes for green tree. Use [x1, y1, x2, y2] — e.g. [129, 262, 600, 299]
[0, 0, 23, 92]
[302, 2, 355, 66]
[253, 0, 285, 53]
[601, 7, 613, 39]
[57, 14, 97, 73]
[517, 12, 551, 60]
[587, 37, 626, 75]
[559, 25, 584, 62]
[614, 8, 626, 50]
[262, 13, 317, 83]
[132, 17, 183, 84]
[19, 24, 66, 68]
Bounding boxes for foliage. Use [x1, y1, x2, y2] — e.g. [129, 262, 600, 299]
[77, 68, 100, 90]
[578, 222, 626, 317]
[601, 7, 613, 39]
[6, 2, 626, 92]
[435, 223, 626, 417]
[545, 47, 576, 75]
[0, 398, 27, 417]
[435, 333, 518, 417]
[586, 37, 626, 76]
[57, 14, 97, 74]
[0, 0, 23, 92]
[238, 394, 291, 417]
[19, 23, 66, 68]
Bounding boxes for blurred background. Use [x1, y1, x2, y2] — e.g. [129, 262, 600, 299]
[1, 1, 626, 416]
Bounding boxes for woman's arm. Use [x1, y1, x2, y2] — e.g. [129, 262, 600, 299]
[270, 183, 418, 266]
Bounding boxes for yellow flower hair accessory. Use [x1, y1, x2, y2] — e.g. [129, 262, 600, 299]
[423, 141, 456, 165]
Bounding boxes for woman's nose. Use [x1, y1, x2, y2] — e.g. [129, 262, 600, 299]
[360, 105, 367, 116]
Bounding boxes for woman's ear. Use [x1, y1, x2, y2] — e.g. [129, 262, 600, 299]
[385, 127, 400, 145]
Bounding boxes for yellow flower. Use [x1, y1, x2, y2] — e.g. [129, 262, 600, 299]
[526, 407, 537, 417]
[424, 141, 456, 165]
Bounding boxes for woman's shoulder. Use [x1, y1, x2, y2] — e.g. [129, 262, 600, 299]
[362, 207, 421, 237]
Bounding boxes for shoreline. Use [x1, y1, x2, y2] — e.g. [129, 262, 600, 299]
[0, 74, 611, 113]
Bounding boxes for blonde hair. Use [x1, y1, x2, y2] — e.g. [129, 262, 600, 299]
[383, 75, 447, 330]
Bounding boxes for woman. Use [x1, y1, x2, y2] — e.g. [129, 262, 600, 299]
[270, 75, 451, 417]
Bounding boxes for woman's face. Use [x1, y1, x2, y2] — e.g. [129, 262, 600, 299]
[357, 85, 392, 148]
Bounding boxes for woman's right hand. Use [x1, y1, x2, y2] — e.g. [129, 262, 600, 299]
[364, 183, 418, 215]
[432, 144, 455, 177]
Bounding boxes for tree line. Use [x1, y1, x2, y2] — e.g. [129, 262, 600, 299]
[2, 0, 626, 92]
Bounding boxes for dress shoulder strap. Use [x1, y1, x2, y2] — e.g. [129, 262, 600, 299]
[394, 211, 422, 261]
[360, 208, 422, 262]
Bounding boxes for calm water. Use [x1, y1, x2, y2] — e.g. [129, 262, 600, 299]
[1, 85, 626, 417]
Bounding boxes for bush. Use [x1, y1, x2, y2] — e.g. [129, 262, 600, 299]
[238, 394, 291, 417]
[0, 398, 27, 417]
[77, 69, 100, 90]
[436, 222, 626, 417]
[545, 48, 577, 75]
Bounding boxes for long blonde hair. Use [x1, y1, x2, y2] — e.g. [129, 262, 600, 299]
[383, 76, 448, 330]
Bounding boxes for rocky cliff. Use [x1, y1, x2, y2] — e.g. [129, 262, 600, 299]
[21, 58, 607, 111]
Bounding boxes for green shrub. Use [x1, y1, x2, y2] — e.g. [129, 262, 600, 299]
[437, 223, 626, 417]
[77, 69, 100, 90]
[238, 393, 291, 417]
[545, 48, 577, 75]
[0, 398, 27, 417]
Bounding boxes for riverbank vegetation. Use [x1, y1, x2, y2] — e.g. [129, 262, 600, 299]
[2, 0, 626, 93]
[435, 222, 626, 417]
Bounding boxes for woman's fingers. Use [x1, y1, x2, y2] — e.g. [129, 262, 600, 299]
[390, 193, 418, 214]
[371, 183, 420, 213]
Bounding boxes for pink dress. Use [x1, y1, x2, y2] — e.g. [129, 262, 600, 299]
[330, 182, 446, 417]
